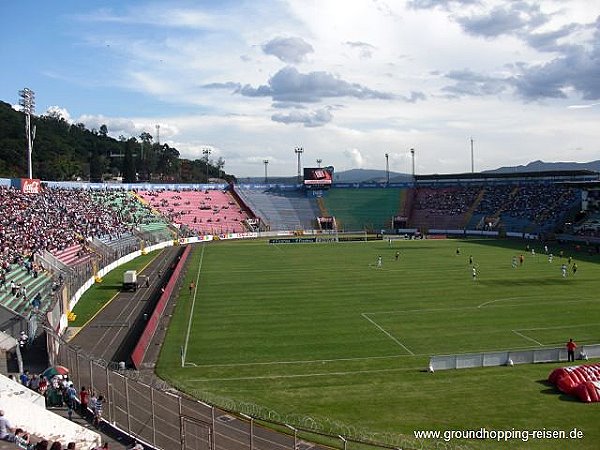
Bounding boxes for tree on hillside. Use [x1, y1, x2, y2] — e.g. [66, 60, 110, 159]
[138, 131, 153, 181]
[122, 138, 137, 183]
[0, 101, 234, 182]
[90, 142, 104, 182]
[158, 144, 180, 180]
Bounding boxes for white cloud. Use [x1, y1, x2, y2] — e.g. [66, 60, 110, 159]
[45, 106, 72, 122]
[344, 148, 365, 168]
[262, 36, 314, 63]
[3, 0, 600, 178]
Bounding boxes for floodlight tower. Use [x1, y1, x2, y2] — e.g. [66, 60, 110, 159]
[410, 148, 415, 181]
[263, 159, 269, 183]
[470, 137, 474, 173]
[19, 88, 36, 179]
[385, 153, 389, 185]
[203, 148, 211, 182]
[316, 158, 322, 168]
[294, 146, 304, 183]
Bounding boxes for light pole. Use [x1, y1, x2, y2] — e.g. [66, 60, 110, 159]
[19, 88, 35, 179]
[410, 148, 415, 180]
[263, 159, 269, 183]
[385, 153, 389, 185]
[294, 147, 304, 183]
[470, 137, 474, 173]
[316, 158, 322, 168]
[203, 148, 211, 182]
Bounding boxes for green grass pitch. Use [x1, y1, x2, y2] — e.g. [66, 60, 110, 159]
[156, 238, 600, 449]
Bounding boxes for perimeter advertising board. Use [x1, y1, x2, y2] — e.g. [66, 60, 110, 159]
[12, 178, 42, 193]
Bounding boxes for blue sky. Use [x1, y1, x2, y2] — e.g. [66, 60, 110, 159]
[1, 0, 600, 177]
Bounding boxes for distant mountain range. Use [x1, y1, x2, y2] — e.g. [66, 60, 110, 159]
[483, 160, 600, 174]
[242, 161, 600, 184]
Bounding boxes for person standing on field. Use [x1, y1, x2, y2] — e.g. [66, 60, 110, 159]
[566, 338, 577, 362]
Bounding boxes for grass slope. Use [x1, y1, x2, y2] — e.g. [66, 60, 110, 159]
[157, 238, 600, 449]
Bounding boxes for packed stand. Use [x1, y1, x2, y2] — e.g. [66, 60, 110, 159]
[0, 187, 134, 267]
[413, 187, 480, 216]
[501, 184, 575, 224]
[473, 184, 514, 217]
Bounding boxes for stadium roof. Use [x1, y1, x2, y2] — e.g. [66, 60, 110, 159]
[416, 170, 598, 183]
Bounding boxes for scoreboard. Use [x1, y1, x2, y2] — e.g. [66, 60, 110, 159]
[303, 166, 334, 188]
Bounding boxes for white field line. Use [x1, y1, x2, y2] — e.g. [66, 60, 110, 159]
[183, 342, 571, 368]
[361, 313, 415, 355]
[183, 353, 409, 368]
[514, 323, 600, 332]
[187, 366, 414, 382]
[511, 329, 543, 346]
[477, 297, 528, 308]
[270, 244, 284, 253]
[182, 243, 206, 366]
[365, 297, 600, 317]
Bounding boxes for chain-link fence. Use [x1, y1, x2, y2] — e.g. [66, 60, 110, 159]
[48, 327, 422, 450]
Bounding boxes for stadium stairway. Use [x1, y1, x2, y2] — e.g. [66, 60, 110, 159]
[461, 187, 486, 228]
[0, 265, 52, 317]
[52, 244, 95, 267]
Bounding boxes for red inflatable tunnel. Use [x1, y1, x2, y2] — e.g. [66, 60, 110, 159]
[548, 362, 600, 395]
[574, 381, 600, 403]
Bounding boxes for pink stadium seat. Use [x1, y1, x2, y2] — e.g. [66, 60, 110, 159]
[136, 190, 249, 234]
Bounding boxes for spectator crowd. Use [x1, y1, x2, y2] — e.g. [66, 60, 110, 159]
[3, 369, 114, 450]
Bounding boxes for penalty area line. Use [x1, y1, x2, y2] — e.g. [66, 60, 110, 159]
[511, 329, 543, 346]
[361, 313, 414, 355]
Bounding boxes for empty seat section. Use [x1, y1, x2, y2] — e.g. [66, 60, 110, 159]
[323, 188, 403, 231]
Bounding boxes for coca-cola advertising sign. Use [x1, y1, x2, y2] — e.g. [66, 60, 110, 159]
[21, 178, 41, 194]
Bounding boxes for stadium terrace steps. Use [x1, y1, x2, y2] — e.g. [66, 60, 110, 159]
[97, 231, 139, 250]
[138, 223, 173, 240]
[316, 197, 328, 217]
[52, 244, 95, 267]
[236, 187, 320, 231]
[136, 190, 249, 234]
[0, 265, 52, 316]
[90, 190, 165, 227]
[462, 188, 486, 229]
[323, 188, 404, 231]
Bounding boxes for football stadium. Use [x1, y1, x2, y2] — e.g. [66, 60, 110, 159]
[2, 166, 600, 450]
[3, 3, 600, 449]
